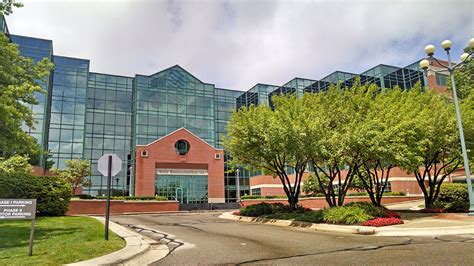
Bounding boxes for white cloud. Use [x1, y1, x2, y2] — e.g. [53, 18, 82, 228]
[6, 0, 473, 91]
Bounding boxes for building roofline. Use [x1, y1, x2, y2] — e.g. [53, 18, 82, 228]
[148, 64, 206, 84]
[215, 87, 245, 93]
[89, 71, 134, 79]
[10, 33, 53, 42]
[136, 127, 224, 151]
[53, 54, 91, 63]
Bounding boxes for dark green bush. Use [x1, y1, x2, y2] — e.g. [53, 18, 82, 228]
[240, 202, 278, 217]
[322, 206, 374, 224]
[347, 191, 406, 197]
[264, 210, 325, 223]
[76, 194, 95, 199]
[344, 202, 385, 217]
[347, 192, 369, 196]
[0, 173, 72, 216]
[433, 183, 469, 212]
[95, 196, 168, 201]
[384, 191, 406, 196]
[239, 202, 310, 217]
[240, 195, 285, 200]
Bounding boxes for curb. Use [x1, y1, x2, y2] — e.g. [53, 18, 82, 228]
[219, 212, 474, 237]
[67, 217, 168, 266]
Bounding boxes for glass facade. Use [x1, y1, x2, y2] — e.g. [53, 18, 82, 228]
[10, 35, 53, 167]
[48, 56, 89, 169]
[4, 16, 431, 201]
[0, 15, 8, 35]
[84, 73, 133, 195]
[133, 66, 216, 147]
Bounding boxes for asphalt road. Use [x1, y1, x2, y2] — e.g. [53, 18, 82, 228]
[112, 212, 474, 265]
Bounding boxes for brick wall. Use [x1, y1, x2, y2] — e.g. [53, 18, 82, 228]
[67, 200, 179, 215]
[135, 128, 225, 202]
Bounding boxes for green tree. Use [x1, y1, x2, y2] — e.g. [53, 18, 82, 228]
[399, 88, 464, 208]
[224, 96, 311, 210]
[448, 47, 473, 100]
[354, 86, 421, 206]
[303, 84, 368, 207]
[0, 33, 54, 158]
[52, 159, 92, 196]
[0, 0, 22, 16]
[0, 154, 32, 176]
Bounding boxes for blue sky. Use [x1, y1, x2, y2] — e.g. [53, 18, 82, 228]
[6, 0, 474, 91]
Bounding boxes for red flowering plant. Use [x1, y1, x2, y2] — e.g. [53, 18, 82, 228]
[362, 217, 404, 227]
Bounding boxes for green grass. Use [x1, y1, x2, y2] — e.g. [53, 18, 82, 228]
[263, 211, 325, 223]
[0, 216, 125, 265]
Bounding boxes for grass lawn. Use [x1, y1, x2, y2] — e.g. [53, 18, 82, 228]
[0, 216, 125, 265]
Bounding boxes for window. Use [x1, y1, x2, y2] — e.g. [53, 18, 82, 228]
[251, 188, 261, 196]
[436, 73, 448, 86]
[175, 139, 190, 155]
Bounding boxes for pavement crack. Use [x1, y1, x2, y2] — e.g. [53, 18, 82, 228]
[235, 239, 413, 265]
[434, 236, 474, 243]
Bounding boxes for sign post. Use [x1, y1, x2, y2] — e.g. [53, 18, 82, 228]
[97, 154, 122, 240]
[0, 199, 37, 256]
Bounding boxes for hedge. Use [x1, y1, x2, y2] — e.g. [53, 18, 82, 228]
[433, 183, 469, 212]
[74, 195, 168, 201]
[0, 173, 72, 216]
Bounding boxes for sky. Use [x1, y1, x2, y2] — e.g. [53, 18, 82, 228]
[6, 0, 474, 91]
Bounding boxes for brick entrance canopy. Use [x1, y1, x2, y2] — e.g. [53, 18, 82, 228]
[135, 127, 225, 203]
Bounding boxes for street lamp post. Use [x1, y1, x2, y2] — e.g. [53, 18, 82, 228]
[419, 38, 474, 215]
[236, 168, 241, 203]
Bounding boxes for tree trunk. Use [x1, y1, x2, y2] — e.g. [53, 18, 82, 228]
[288, 195, 299, 211]
[424, 196, 433, 209]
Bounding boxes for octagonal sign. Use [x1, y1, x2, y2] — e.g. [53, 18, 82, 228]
[97, 154, 122, 177]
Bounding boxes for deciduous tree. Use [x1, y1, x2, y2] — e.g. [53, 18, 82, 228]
[0, 33, 53, 158]
[52, 159, 92, 196]
[224, 96, 311, 210]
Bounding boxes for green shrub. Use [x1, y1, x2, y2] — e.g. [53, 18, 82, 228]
[240, 195, 285, 200]
[347, 191, 406, 196]
[344, 202, 385, 217]
[383, 191, 406, 196]
[0, 171, 72, 216]
[76, 194, 95, 199]
[240, 202, 279, 217]
[289, 211, 325, 223]
[94, 196, 168, 201]
[264, 210, 325, 223]
[433, 183, 469, 212]
[322, 206, 374, 224]
[35, 175, 72, 216]
[348, 192, 369, 196]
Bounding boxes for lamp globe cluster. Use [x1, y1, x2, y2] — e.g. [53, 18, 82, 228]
[421, 38, 474, 70]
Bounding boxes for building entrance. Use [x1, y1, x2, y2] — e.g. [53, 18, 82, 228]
[155, 168, 208, 204]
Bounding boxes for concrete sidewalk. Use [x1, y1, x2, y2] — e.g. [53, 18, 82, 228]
[220, 212, 474, 237]
[67, 217, 169, 266]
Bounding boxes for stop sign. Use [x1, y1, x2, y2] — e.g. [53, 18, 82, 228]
[97, 154, 122, 177]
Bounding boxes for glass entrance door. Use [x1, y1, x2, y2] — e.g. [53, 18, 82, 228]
[155, 174, 208, 204]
